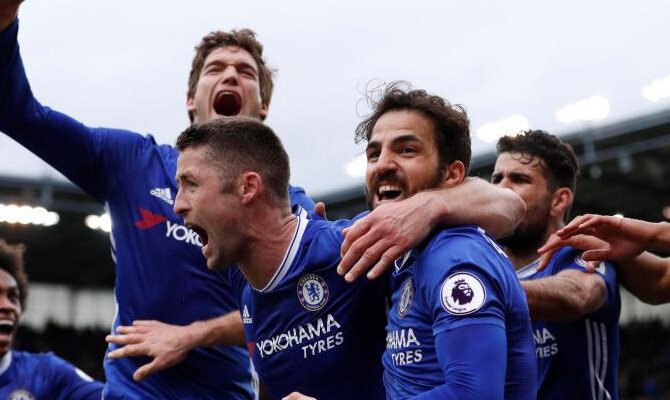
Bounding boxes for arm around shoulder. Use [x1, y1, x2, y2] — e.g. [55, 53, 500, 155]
[427, 177, 525, 239]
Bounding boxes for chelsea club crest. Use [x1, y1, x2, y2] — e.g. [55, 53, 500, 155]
[297, 274, 329, 311]
[398, 278, 414, 318]
[9, 390, 36, 400]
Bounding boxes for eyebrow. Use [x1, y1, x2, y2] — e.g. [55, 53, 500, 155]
[204, 59, 258, 73]
[367, 134, 421, 151]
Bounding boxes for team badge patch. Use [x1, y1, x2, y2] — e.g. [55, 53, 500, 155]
[9, 390, 36, 400]
[398, 278, 414, 318]
[297, 274, 329, 311]
[440, 272, 486, 315]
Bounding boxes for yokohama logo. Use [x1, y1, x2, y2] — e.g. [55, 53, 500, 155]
[135, 208, 202, 247]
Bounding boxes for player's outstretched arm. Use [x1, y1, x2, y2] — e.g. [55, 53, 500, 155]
[617, 252, 670, 305]
[521, 269, 606, 321]
[106, 311, 245, 381]
[0, 0, 22, 31]
[338, 177, 525, 282]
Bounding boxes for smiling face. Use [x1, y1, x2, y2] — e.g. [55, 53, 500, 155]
[173, 146, 243, 270]
[187, 46, 268, 124]
[365, 110, 446, 210]
[0, 268, 21, 357]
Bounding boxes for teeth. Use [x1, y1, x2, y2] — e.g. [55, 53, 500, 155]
[0, 320, 14, 327]
[378, 185, 401, 194]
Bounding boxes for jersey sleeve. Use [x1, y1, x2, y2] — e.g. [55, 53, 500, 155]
[417, 235, 507, 336]
[0, 19, 154, 202]
[288, 185, 315, 211]
[43, 353, 104, 400]
[554, 248, 618, 306]
[411, 324, 506, 400]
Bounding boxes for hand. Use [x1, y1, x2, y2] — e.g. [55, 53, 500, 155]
[282, 392, 317, 400]
[537, 232, 608, 272]
[338, 192, 435, 282]
[314, 202, 327, 220]
[0, 0, 23, 31]
[105, 320, 195, 381]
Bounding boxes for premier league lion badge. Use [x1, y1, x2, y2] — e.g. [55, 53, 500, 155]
[398, 278, 414, 318]
[297, 274, 329, 311]
[440, 272, 486, 315]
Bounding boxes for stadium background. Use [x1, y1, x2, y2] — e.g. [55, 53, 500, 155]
[1, 0, 670, 398]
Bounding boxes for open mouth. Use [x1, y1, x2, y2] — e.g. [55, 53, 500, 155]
[213, 91, 242, 116]
[0, 319, 15, 336]
[377, 184, 404, 202]
[188, 224, 209, 248]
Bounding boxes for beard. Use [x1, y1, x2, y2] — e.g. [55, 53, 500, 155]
[365, 168, 445, 211]
[498, 198, 551, 257]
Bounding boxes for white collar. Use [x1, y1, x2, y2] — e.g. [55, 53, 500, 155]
[515, 257, 541, 279]
[0, 350, 13, 376]
[257, 206, 309, 293]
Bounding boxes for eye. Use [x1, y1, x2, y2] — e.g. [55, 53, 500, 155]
[491, 174, 502, 184]
[240, 67, 257, 79]
[400, 146, 417, 154]
[205, 66, 222, 75]
[366, 150, 380, 161]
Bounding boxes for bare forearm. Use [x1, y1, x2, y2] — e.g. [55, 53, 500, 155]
[521, 272, 605, 321]
[429, 177, 525, 239]
[189, 310, 245, 347]
[0, 1, 21, 31]
[649, 221, 670, 252]
[619, 252, 670, 305]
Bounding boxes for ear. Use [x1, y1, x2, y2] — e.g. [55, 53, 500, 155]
[443, 161, 466, 188]
[186, 95, 195, 113]
[549, 187, 573, 219]
[239, 171, 262, 204]
[259, 102, 269, 121]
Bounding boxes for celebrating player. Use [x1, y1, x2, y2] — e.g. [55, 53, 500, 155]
[0, 239, 103, 399]
[491, 131, 620, 399]
[0, 2, 525, 397]
[0, 2, 313, 397]
[357, 83, 536, 399]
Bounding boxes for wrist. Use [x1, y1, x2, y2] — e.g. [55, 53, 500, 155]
[187, 320, 211, 348]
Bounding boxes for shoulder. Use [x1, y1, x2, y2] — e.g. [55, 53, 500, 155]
[421, 225, 506, 267]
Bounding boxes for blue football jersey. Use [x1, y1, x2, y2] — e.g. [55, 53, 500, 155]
[228, 211, 387, 400]
[516, 246, 620, 400]
[0, 350, 103, 399]
[0, 20, 315, 399]
[384, 226, 537, 399]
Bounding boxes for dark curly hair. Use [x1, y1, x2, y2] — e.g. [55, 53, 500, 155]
[187, 29, 274, 122]
[355, 81, 471, 172]
[0, 239, 28, 309]
[496, 130, 580, 193]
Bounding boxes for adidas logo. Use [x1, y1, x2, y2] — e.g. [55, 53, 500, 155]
[150, 187, 174, 205]
[242, 305, 253, 324]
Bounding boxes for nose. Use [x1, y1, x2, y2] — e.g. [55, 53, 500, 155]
[173, 187, 189, 216]
[0, 294, 17, 313]
[372, 149, 398, 176]
[221, 65, 240, 85]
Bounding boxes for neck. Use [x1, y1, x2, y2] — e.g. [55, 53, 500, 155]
[505, 219, 564, 270]
[237, 203, 299, 290]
